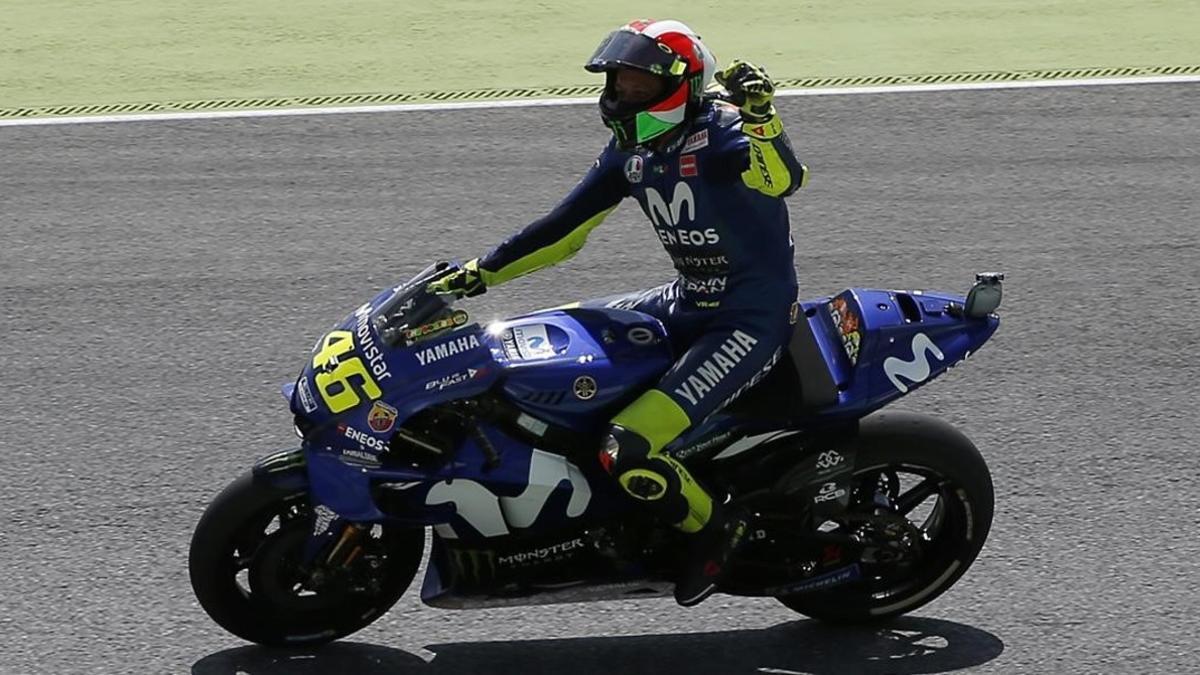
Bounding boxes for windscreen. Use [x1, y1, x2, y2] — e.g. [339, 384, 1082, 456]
[371, 262, 467, 348]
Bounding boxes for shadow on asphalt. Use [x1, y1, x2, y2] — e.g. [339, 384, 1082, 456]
[192, 616, 1003, 675]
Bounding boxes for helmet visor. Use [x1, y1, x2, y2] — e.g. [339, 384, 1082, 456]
[585, 29, 686, 77]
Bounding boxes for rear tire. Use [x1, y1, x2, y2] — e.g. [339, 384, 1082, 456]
[189, 472, 424, 646]
[776, 411, 994, 623]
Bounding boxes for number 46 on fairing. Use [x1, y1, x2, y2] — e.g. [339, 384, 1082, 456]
[310, 330, 382, 413]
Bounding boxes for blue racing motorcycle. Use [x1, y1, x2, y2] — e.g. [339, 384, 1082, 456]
[189, 262, 1004, 646]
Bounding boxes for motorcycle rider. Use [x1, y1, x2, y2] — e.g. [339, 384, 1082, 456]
[428, 19, 807, 606]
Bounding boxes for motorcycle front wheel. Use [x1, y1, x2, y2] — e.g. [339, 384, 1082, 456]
[188, 472, 424, 646]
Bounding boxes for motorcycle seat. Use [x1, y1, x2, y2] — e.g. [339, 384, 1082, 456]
[725, 317, 840, 420]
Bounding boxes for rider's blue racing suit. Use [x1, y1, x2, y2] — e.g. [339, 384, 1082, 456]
[475, 98, 807, 534]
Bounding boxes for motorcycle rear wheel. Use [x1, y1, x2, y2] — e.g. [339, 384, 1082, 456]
[776, 411, 994, 622]
[189, 472, 424, 646]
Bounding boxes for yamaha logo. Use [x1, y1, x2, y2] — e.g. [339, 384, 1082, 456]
[573, 376, 598, 400]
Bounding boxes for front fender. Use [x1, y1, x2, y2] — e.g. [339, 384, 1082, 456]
[251, 448, 309, 491]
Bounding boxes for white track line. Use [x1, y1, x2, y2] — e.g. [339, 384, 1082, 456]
[1, 74, 1197, 128]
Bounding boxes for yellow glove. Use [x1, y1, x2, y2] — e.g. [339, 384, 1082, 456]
[715, 59, 776, 123]
[426, 259, 487, 298]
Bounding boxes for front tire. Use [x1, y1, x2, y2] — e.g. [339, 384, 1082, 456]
[189, 472, 424, 646]
[776, 411, 994, 623]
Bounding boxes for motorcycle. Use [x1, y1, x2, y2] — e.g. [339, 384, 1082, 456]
[189, 261, 1004, 646]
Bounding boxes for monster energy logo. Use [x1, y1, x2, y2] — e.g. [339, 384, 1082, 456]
[446, 538, 588, 584]
[447, 548, 496, 584]
[497, 538, 585, 566]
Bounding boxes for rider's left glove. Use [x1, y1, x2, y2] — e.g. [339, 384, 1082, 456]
[715, 59, 777, 123]
[426, 259, 487, 298]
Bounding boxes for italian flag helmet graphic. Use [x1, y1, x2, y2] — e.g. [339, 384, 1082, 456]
[585, 19, 717, 149]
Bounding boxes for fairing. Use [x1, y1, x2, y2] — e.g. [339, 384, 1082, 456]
[814, 288, 1000, 417]
[276, 266, 1001, 607]
[490, 308, 673, 431]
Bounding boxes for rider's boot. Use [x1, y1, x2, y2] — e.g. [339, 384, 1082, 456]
[600, 420, 748, 605]
[673, 503, 750, 607]
[600, 392, 751, 606]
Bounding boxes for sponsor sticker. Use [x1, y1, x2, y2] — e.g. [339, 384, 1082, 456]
[500, 329, 521, 359]
[654, 226, 719, 247]
[750, 144, 774, 189]
[883, 333, 945, 393]
[673, 330, 758, 407]
[812, 447, 853, 478]
[296, 376, 318, 413]
[497, 538, 586, 567]
[367, 400, 398, 433]
[424, 368, 480, 392]
[404, 309, 470, 342]
[339, 423, 389, 453]
[512, 324, 555, 359]
[827, 296, 862, 365]
[340, 447, 381, 468]
[312, 504, 337, 536]
[681, 275, 727, 294]
[672, 431, 734, 460]
[624, 155, 644, 184]
[446, 548, 497, 582]
[681, 129, 709, 153]
[815, 450, 844, 470]
[813, 481, 847, 504]
[769, 564, 861, 595]
[675, 254, 729, 273]
[679, 153, 698, 177]
[415, 334, 481, 366]
[353, 302, 393, 381]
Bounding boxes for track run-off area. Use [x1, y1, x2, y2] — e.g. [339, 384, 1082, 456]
[1, 80, 1198, 673]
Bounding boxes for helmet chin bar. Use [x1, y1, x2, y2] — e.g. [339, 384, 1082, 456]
[605, 112, 678, 151]
[602, 71, 680, 113]
[634, 111, 682, 144]
[599, 71, 691, 150]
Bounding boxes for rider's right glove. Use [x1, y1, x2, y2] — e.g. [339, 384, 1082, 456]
[426, 259, 487, 298]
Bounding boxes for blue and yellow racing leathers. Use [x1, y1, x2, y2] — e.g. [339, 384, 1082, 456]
[477, 98, 807, 532]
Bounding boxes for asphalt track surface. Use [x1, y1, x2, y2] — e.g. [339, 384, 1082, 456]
[2, 83, 1198, 674]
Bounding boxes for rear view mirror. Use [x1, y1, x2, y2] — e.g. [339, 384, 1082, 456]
[965, 273, 1005, 318]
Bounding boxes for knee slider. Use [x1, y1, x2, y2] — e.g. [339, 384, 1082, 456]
[618, 468, 669, 501]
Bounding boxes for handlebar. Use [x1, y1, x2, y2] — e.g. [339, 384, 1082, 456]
[374, 261, 463, 347]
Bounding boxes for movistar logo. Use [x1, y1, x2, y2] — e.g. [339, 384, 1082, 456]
[645, 181, 695, 228]
[883, 333, 945, 393]
[353, 302, 393, 381]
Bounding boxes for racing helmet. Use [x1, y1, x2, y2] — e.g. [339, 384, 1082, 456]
[585, 19, 717, 150]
